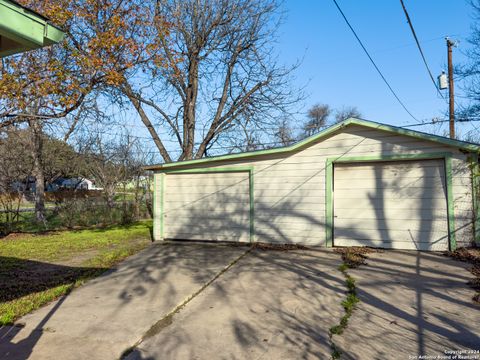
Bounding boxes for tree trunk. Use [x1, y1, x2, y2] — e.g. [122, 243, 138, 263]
[29, 120, 46, 224]
[133, 175, 140, 219]
[122, 82, 172, 163]
[180, 57, 199, 160]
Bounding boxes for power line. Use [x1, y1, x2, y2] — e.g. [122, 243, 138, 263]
[402, 117, 480, 127]
[399, 0, 445, 99]
[331, 0, 419, 122]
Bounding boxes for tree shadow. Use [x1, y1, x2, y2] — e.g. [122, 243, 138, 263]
[335, 251, 480, 359]
[0, 256, 108, 303]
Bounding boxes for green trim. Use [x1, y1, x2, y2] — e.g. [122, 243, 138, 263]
[330, 152, 452, 163]
[0, 0, 65, 57]
[445, 156, 456, 250]
[249, 170, 255, 242]
[325, 152, 457, 251]
[44, 23, 65, 44]
[160, 173, 165, 239]
[144, 118, 480, 171]
[325, 159, 333, 247]
[163, 166, 254, 174]
[472, 154, 480, 245]
[152, 173, 157, 240]
[161, 166, 255, 242]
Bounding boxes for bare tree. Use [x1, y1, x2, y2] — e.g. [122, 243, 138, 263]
[80, 137, 128, 210]
[334, 106, 362, 123]
[76, 132, 150, 213]
[0, 129, 32, 233]
[273, 117, 296, 146]
[301, 104, 331, 138]
[121, 0, 300, 162]
[457, 1, 480, 120]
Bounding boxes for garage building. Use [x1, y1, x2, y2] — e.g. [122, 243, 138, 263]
[146, 118, 480, 251]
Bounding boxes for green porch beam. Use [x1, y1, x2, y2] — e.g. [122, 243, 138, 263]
[0, 0, 64, 57]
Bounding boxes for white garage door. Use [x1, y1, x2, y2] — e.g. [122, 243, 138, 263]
[333, 159, 449, 251]
[163, 172, 250, 242]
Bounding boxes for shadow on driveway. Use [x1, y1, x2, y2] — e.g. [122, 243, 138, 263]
[334, 250, 480, 359]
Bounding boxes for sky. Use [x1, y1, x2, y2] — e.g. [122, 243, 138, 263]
[277, 0, 474, 134]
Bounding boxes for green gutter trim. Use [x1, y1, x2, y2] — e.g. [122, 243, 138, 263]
[144, 118, 480, 171]
[160, 166, 255, 242]
[0, 0, 65, 57]
[325, 152, 457, 250]
[162, 166, 254, 174]
[44, 23, 65, 44]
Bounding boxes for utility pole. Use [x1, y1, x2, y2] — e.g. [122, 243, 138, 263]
[447, 38, 455, 139]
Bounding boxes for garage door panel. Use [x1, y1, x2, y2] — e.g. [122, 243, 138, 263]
[335, 217, 450, 231]
[166, 230, 249, 242]
[334, 176, 445, 190]
[334, 228, 449, 242]
[164, 208, 249, 217]
[165, 209, 250, 222]
[334, 237, 448, 251]
[334, 162, 445, 174]
[165, 199, 246, 212]
[166, 191, 249, 201]
[333, 160, 449, 251]
[333, 188, 446, 201]
[334, 208, 449, 222]
[164, 172, 250, 242]
[166, 172, 248, 183]
[335, 194, 447, 211]
[334, 202, 447, 213]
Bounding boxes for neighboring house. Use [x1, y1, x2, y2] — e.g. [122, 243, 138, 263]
[147, 118, 480, 252]
[11, 176, 35, 193]
[123, 176, 151, 191]
[11, 178, 101, 193]
[0, 0, 64, 57]
[50, 178, 102, 191]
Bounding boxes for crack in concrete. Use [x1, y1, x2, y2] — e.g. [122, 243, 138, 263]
[119, 246, 252, 359]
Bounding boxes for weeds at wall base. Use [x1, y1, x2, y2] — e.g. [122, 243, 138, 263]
[329, 247, 376, 359]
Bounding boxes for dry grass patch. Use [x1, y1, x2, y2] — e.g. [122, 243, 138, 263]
[333, 246, 379, 268]
[251, 242, 309, 251]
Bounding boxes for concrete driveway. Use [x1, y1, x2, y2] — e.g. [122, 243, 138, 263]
[0, 242, 249, 360]
[1, 243, 478, 360]
[334, 250, 480, 359]
[125, 249, 345, 360]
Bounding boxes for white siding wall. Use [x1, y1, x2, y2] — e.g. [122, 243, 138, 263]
[155, 125, 475, 247]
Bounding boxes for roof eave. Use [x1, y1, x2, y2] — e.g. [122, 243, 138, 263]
[0, 0, 65, 58]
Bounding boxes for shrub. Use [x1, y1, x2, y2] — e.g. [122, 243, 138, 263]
[56, 198, 140, 229]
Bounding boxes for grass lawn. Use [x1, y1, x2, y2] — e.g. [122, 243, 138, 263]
[0, 221, 153, 325]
